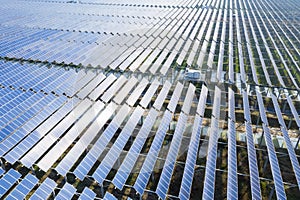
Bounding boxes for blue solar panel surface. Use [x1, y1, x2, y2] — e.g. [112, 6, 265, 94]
[0, 0, 299, 199]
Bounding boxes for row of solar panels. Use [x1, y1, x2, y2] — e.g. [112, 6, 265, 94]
[271, 0, 300, 14]
[2, 0, 169, 17]
[241, 87, 300, 200]
[2, 0, 300, 89]
[243, 0, 300, 89]
[1, 61, 300, 199]
[1, 11, 154, 34]
[0, 61, 101, 97]
[0, 168, 123, 199]
[25, 0, 200, 8]
[0, 60, 186, 198]
[0, 61, 166, 198]
[1, 0, 300, 199]
[0, 64, 206, 199]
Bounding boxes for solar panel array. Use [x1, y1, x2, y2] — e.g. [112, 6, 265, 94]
[0, 0, 300, 199]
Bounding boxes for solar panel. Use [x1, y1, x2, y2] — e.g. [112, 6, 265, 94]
[239, 9, 258, 85]
[139, 49, 160, 73]
[287, 96, 300, 128]
[187, 12, 202, 39]
[150, 50, 169, 74]
[149, 37, 161, 49]
[246, 7, 272, 85]
[92, 106, 144, 185]
[77, 73, 106, 99]
[196, 22, 208, 43]
[0, 85, 21, 99]
[207, 51, 214, 69]
[156, 113, 188, 199]
[134, 110, 173, 195]
[248, 46, 259, 84]
[55, 102, 117, 176]
[179, 115, 203, 200]
[37, 101, 104, 172]
[101, 75, 127, 103]
[250, 1, 298, 88]
[88, 74, 117, 101]
[126, 78, 149, 107]
[271, 94, 286, 128]
[0, 92, 54, 136]
[196, 47, 207, 68]
[6, 173, 38, 200]
[109, 47, 136, 70]
[54, 183, 76, 200]
[0, 1, 299, 199]
[0, 93, 56, 138]
[68, 47, 89, 65]
[0, 98, 74, 159]
[197, 85, 208, 116]
[0, 92, 37, 130]
[243, 122, 262, 199]
[256, 91, 268, 126]
[129, 48, 152, 71]
[186, 41, 198, 66]
[242, 90, 251, 123]
[78, 187, 96, 200]
[227, 118, 238, 200]
[118, 49, 144, 71]
[228, 8, 234, 45]
[262, 124, 287, 199]
[181, 84, 195, 115]
[0, 169, 21, 198]
[1, 91, 60, 142]
[43, 72, 77, 95]
[66, 71, 96, 97]
[142, 37, 156, 49]
[282, 126, 300, 188]
[29, 178, 56, 200]
[160, 52, 177, 75]
[228, 88, 235, 121]
[25, 65, 57, 87]
[19, 99, 92, 167]
[204, 12, 216, 42]
[113, 76, 138, 105]
[53, 71, 83, 95]
[103, 192, 118, 200]
[202, 116, 219, 199]
[73, 103, 128, 180]
[31, 68, 66, 93]
[216, 42, 224, 81]
[0, 64, 29, 86]
[228, 52, 234, 83]
[176, 39, 192, 65]
[173, 38, 184, 52]
[165, 38, 177, 51]
[112, 108, 159, 190]
[167, 82, 184, 113]
[238, 53, 246, 82]
[139, 78, 160, 108]
[11, 64, 45, 84]
[212, 86, 221, 119]
[271, 96, 300, 189]
[267, 48, 285, 86]
[202, 85, 221, 199]
[153, 81, 171, 111]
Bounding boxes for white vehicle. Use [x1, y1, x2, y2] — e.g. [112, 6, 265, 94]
[184, 68, 201, 80]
